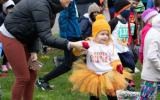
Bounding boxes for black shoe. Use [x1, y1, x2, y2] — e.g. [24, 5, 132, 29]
[36, 78, 54, 91]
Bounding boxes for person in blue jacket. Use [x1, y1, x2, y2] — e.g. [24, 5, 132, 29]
[79, 2, 100, 39]
[36, 0, 82, 91]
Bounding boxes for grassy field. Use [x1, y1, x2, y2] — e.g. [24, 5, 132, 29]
[0, 49, 160, 100]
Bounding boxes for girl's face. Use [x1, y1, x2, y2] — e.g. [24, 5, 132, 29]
[94, 30, 110, 44]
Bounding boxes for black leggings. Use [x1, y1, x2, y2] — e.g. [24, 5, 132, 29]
[90, 95, 117, 100]
[43, 48, 77, 82]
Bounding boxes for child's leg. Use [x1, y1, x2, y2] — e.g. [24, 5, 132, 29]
[140, 80, 158, 100]
[90, 96, 99, 100]
[118, 51, 136, 91]
[118, 51, 135, 73]
[107, 95, 117, 100]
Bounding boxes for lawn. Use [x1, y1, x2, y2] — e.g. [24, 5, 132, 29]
[0, 48, 160, 100]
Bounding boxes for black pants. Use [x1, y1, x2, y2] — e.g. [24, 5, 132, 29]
[42, 38, 81, 82]
[90, 95, 117, 100]
[118, 51, 135, 73]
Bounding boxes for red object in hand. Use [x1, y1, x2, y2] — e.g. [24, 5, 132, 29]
[116, 64, 123, 74]
[82, 41, 90, 49]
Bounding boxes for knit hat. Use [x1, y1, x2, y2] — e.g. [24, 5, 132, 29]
[88, 3, 100, 15]
[92, 14, 111, 38]
[141, 8, 158, 23]
[3, 0, 15, 14]
[152, 14, 160, 32]
[114, 0, 131, 15]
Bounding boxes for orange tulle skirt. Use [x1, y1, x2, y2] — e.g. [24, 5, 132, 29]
[69, 61, 132, 97]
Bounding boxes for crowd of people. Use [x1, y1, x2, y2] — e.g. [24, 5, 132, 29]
[0, 0, 160, 100]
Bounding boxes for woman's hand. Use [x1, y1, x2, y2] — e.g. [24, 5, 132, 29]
[30, 52, 38, 61]
[60, 0, 71, 7]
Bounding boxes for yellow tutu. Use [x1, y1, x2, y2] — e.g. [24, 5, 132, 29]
[69, 60, 131, 97]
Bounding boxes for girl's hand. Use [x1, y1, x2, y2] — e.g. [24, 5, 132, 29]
[116, 64, 123, 74]
[69, 41, 86, 51]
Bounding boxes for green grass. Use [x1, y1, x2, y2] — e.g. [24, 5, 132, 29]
[0, 49, 160, 100]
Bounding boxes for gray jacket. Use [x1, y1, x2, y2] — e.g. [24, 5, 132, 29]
[4, 0, 68, 52]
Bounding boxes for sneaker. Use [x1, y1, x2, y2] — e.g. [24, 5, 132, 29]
[36, 78, 54, 91]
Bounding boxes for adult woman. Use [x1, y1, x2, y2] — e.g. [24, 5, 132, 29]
[0, 0, 83, 100]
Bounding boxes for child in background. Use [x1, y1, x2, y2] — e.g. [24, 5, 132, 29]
[0, 0, 14, 72]
[109, 0, 136, 90]
[70, 14, 132, 100]
[130, 0, 145, 66]
[128, 6, 139, 67]
[140, 14, 160, 99]
[109, 0, 135, 72]
[79, 2, 100, 39]
[139, 8, 158, 64]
